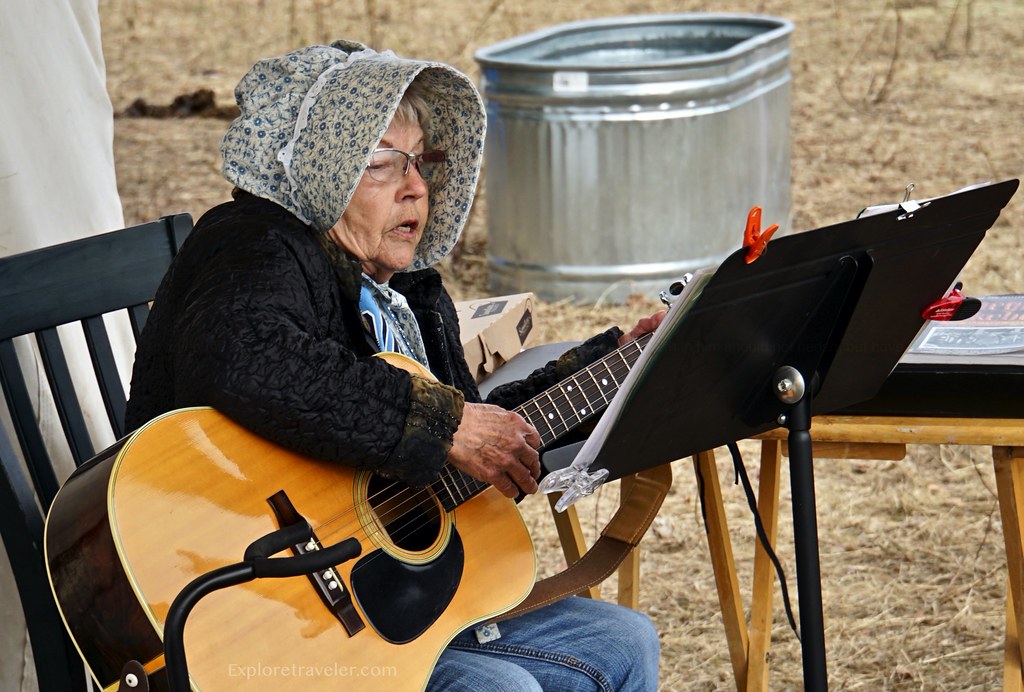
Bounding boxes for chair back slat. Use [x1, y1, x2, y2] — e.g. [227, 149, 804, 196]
[0, 339, 62, 505]
[128, 302, 151, 339]
[36, 327, 95, 467]
[82, 314, 129, 440]
[0, 426, 88, 690]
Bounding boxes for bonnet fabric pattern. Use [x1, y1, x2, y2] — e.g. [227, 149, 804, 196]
[220, 40, 486, 270]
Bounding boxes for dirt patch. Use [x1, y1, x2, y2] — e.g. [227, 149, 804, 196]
[100, 0, 1023, 688]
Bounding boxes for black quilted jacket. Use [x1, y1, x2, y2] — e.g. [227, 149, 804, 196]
[126, 192, 621, 486]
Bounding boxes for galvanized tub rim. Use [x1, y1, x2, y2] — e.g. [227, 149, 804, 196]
[473, 13, 795, 73]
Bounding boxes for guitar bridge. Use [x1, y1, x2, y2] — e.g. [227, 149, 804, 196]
[267, 489, 365, 636]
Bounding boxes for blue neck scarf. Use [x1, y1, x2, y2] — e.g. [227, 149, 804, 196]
[358, 274, 430, 369]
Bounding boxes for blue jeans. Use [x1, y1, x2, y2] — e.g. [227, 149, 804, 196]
[428, 597, 660, 691]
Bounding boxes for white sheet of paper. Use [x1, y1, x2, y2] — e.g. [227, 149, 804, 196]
[559, 268, 717, 484]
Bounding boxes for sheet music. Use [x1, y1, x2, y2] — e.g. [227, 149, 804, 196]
[539, 267, 717, 510]
[857, 181, 993, 218]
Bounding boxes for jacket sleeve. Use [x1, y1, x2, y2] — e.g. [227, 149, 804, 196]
[163, 226, 462, 486]
[482, 327, 623, 411]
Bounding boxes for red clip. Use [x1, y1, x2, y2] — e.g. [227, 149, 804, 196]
[743, 206, 779, 264]
[922, 283, 983, 321]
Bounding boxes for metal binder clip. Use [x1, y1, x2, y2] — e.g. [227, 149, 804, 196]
[897, 182, 927, 219]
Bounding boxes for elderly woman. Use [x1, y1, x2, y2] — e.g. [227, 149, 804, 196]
[127, 41, 662, 690]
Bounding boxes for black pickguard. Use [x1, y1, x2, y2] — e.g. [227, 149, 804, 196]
[350, 530, 464, 644]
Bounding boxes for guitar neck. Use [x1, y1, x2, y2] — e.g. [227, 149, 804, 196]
[431, 332, 653, 510]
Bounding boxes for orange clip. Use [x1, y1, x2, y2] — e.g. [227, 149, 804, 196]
[742, 206, 779, 264]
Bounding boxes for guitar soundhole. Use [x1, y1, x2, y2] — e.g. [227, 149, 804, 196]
[366, 476, 442, 553]
[351, 468, 463, 643]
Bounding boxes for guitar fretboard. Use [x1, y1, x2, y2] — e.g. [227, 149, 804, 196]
[430, 332, 653, 511]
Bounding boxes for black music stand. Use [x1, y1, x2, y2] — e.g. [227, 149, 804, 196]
[550, 179, 1019, 689]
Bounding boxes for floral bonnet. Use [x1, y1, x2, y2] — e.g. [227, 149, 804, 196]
[220, 40, 486, 269]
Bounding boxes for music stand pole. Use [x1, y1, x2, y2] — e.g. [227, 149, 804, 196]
[777, 368, 828, 689]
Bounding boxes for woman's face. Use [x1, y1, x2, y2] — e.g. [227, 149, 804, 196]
[328, 117, 430, 283]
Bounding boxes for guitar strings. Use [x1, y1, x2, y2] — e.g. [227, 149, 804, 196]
[307, 346, 645, 568]
[308, 334, 645, 538]
[306, 335, 650, 562]
[306, 336, 648, 562]
[308, 387, 637, 573]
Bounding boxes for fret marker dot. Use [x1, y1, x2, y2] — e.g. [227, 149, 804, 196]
[601, 378, 609, 386]
[581, 408, 588, 416]
[567, 385, 574, 391]
[548, 413, 555, 420]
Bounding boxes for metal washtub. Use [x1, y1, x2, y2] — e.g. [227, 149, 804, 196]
[475, 14, 795, 302]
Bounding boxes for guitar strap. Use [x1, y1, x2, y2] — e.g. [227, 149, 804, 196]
[494, 462, 673, 622]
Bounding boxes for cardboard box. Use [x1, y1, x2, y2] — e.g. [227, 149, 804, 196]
[456, 292, 537, 382]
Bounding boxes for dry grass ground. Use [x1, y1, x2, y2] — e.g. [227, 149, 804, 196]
[100, 0, 1023, 688]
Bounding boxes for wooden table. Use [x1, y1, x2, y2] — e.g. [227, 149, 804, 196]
[693, 416, 1024, 690]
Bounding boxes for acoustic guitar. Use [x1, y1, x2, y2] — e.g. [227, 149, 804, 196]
[45, 341, 649, 690]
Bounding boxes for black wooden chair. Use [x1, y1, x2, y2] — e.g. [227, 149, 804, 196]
[0, 213, 191, 691]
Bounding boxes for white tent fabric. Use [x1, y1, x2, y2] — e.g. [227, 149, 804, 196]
[1, 0, 126, 689]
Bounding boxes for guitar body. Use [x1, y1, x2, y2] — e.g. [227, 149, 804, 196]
[46, 354, 536, 690]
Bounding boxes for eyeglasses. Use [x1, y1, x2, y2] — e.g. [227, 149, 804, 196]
[365, 148, 446, 184]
